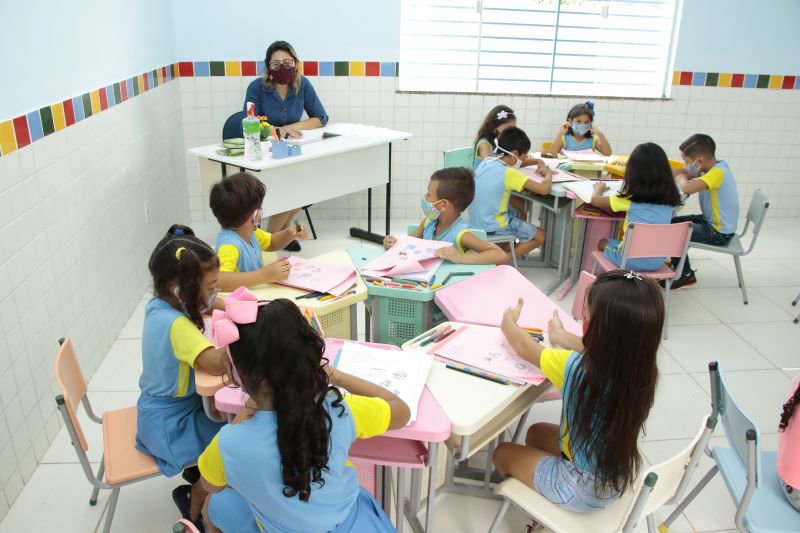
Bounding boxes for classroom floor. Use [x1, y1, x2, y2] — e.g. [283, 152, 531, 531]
[3, 217, 798, 533]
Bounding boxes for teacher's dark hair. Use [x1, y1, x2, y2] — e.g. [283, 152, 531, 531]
[228, 299, 344, 502]
[263, 40, 301, 94]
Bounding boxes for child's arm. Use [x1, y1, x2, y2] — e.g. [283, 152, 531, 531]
[266, 225, 305, 251]
[679, 178, 709, 196]
[435, 232, 506, 265]
[476, 141, 493, 160]
[591, 128, 612, 156]
[327, 368, 411, 430]
[522, 168, 553, 196]
[549, 121, 571, 154]
[590, 182, 612, 210]
[217, 259, 292, 292]
[548, 311, 584, 352]
[500, 298, 545, 367]
[195, 347, 228, 376]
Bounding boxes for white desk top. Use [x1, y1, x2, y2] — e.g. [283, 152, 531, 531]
[188, 123, 412, 171]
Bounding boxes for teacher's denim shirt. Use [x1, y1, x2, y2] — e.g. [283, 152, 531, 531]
[243, 76, 329, 127]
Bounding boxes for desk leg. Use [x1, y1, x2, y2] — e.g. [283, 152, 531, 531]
[350, 143, 392, 245]
[396, 467, 405, 533]
[424, 442, 439, 533]
[201, 396, 226, 423]
[543, 203, 575, 295]
[377, 465, 393, 515]
[349, 303, 357, 340]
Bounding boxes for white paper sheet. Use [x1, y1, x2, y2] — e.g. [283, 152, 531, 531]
[563, 179, 622, 204]
[361, 235, 450, 282]
[285, 128, 326, 145]
[276, 256, 356, 295]
[562, 149, 607, 162]
[334, 342, 433, 422]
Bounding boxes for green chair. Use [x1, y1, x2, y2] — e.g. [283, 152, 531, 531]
[443, 146, 476, 169]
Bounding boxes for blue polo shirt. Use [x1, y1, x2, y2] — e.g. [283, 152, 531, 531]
[244, 76, 329, 127]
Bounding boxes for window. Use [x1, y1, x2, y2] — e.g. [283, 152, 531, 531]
[399, 0, 682, 98]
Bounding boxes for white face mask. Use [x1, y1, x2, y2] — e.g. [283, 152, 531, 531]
[494, 142, 523, 169]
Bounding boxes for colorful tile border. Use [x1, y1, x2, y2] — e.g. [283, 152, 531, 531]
[2, 61, 796, 159]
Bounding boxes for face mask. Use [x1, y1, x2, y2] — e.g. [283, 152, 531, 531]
[495, 142, 524, 169]
[685, 160, 701, 177]
[421, 198, 443, 220]
[572, 123, 590, 136]
[269, 65, 297, 85]
[200, 288, 220, 314]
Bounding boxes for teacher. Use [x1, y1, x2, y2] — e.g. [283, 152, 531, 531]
[244, 40, 329, 251]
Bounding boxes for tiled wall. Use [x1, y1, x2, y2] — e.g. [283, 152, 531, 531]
[0, 80, 188, 516]
[181, 67, 800, 226]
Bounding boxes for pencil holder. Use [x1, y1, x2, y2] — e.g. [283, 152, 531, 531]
[271, 140, 302, 159]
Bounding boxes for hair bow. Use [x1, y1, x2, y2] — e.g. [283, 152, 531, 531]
[496, 110, 510, 120]
[211, 287, 267, 384]
[624, 270, 643, 281]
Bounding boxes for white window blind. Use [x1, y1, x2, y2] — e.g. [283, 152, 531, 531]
[399, 0, 682, 98]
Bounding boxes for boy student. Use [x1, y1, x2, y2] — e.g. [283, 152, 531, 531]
[210, 172, 307, 291]
[468, 127, 552, 260]
[383, 167, 507, 265]
[671, 134, 739, 289]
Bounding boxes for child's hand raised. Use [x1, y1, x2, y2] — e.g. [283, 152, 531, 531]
[263, 258, 292, 283]
[559, 120, 571, 133]
[593, 182, 609, 195]
[290, 221, 308, 241]
[503, 298, 524, 324]
[383, 235, 397, 249]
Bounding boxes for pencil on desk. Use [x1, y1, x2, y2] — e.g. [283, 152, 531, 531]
[444, 363, 514, 385]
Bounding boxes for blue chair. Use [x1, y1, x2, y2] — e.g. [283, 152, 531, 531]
[659, 361, 800, 532]
[222, 111, 317, 240]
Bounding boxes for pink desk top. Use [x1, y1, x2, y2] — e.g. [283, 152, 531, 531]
[434, 265, 581, 335]
[213, 337, 451, 443]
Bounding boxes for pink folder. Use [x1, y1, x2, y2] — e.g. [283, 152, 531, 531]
[434, 266, 581, 334]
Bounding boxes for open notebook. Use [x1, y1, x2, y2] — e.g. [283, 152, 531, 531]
[563, 179, 622, 204]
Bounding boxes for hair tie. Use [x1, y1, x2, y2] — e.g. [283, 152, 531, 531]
[624, 270, 643, 281]
[175, 247, 186, 260]
[585, 100, 595, 111]
[173, 229, 184, 235]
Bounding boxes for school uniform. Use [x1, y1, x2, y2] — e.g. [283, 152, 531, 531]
[473, 136, 493, 168]
[604, 195, 674, 271]
[199, 394, 395, 533]
[468, 158, 539, 241]
[563, 134, 597, 151]
[216, 228, 272, 273]
[135, 298, 224, 476]
[422, 216, 472, 253]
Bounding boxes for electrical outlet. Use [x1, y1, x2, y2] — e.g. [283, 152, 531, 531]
[143, 200, 151, 224]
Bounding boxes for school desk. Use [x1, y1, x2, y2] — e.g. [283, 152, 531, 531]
[213, 337, 451, 533]
[347, 247, 494, 346]
[188, 123, 412, 245]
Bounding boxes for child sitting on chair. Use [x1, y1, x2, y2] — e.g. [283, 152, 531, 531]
[383, 167, 507, 265]
[209, 172, 307, 291]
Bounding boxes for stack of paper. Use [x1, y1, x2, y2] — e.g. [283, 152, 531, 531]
[361, 236, 451, 283]
[285, 128, 326, 145]
[432, 325, 546, 385]
[520, 166, 581, 184]
[562, 149, 607, 162]
[277, 256, 356, 295]
[334, 342, 433, 422]
[562, 179, 623, 204]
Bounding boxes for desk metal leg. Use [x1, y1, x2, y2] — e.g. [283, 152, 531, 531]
[424, 442, 439, 533]
[349, 303, 357, 340]
[350, 143, 392, 244]
[543, 203, 575, 295]
[396, 467, 405, 533]
[557, 217, 588, 301]
[377, 465, 393, 515]
[201, 396, 226, 423]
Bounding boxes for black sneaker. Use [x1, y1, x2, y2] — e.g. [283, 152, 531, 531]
[283, 240, 301, 252]
[182, 466, 200, 485]
[669, 271, 697, 290]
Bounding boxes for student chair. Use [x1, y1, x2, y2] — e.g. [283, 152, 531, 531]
[173, 519, 202, 533]
[222, 111, 318, 240]
[443, 146, 475, 169]
[659, 361, 800, 532]
[590, 222, 693, 340]
[541, 142, 553, 154]
[572, 270, 596, 321]
[488, 415, 715, 533]
[689, 189, 769, 305]
[54, 338, 161, 533]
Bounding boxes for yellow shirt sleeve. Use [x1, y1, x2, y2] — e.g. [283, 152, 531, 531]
[503, 167, 529, 192]
[344, 394, 391, 439]
[540, 349, 573, 390]
[608, 195, 631, 213]
[217, 244, 241, 273]
[198, 435, 227, 487]
[169, 316, 213, 367]
[254, 228, 272, 251]
[700, 167, 724, 190]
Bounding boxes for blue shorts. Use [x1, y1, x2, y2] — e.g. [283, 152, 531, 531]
[603, 238, 667, 272]
[533, 455, 619, 513]
[494, 208, 540, 242]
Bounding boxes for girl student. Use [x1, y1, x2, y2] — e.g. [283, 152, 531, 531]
[549, 101, 612, 156]
[135, 225, 228, 528]
[493, 270, 662, 513]
[474, 104, 518, 165]
[198, 295, 410, 533]
[590, 142, 683, 271]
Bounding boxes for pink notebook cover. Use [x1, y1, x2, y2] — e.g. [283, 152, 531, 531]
[434, 266, 581, 334]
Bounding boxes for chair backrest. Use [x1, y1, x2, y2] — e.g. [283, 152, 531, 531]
[572, 271, 596, 321]
[710, 361, 762, 488]
[222, 111, 245, 141]
[622, 222, 693, 260]
[741, 188, 770, 253]
[541, 142, 552, 154]
[406, 224, 487, 240]
[443, 147, 475, 169]
[53, 337, 90, 451]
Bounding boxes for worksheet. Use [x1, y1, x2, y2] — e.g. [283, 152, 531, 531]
[277, 256, 356, 295]
[563, 179, 622, 204]
[562, 149, 607, 162]
[361, 235, 450, 279]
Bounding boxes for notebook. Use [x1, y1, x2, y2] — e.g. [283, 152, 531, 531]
[361, 235, 450, 283]
[562, 149, 607, 162]
[277, 256, 356, 296]
[562, 179, 622, 204]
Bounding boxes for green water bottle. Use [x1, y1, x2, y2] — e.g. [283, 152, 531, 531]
[243, 102, 263, 161]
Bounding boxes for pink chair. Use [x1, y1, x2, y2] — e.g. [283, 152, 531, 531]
[590, 222, 693, 339]
[571, 270, 596, 321]
[172, 519, 201, 532]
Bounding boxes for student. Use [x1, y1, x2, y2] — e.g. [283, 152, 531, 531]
[670, 134, 739, 289]
[494, 270, 661, 514]
[549, 101, 612, 156]
[778, 381, 800, 512]
[469, 127, 552, 260]
[198, 296, 410, 533]
[474, 105, 517, 165]
[590, 142, 683, 271]
[135, 225, 229, 527]
[209, 172, 307, 292]
[383, 167, 507, 265]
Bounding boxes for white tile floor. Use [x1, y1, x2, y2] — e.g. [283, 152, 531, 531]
[2, 217, 799, 533]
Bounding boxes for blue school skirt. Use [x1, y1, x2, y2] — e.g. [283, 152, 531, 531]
[135, 393, 224, 477]
[209, 486, 396, 533]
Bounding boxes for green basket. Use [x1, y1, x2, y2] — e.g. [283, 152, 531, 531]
[368, 296, 446, 346]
